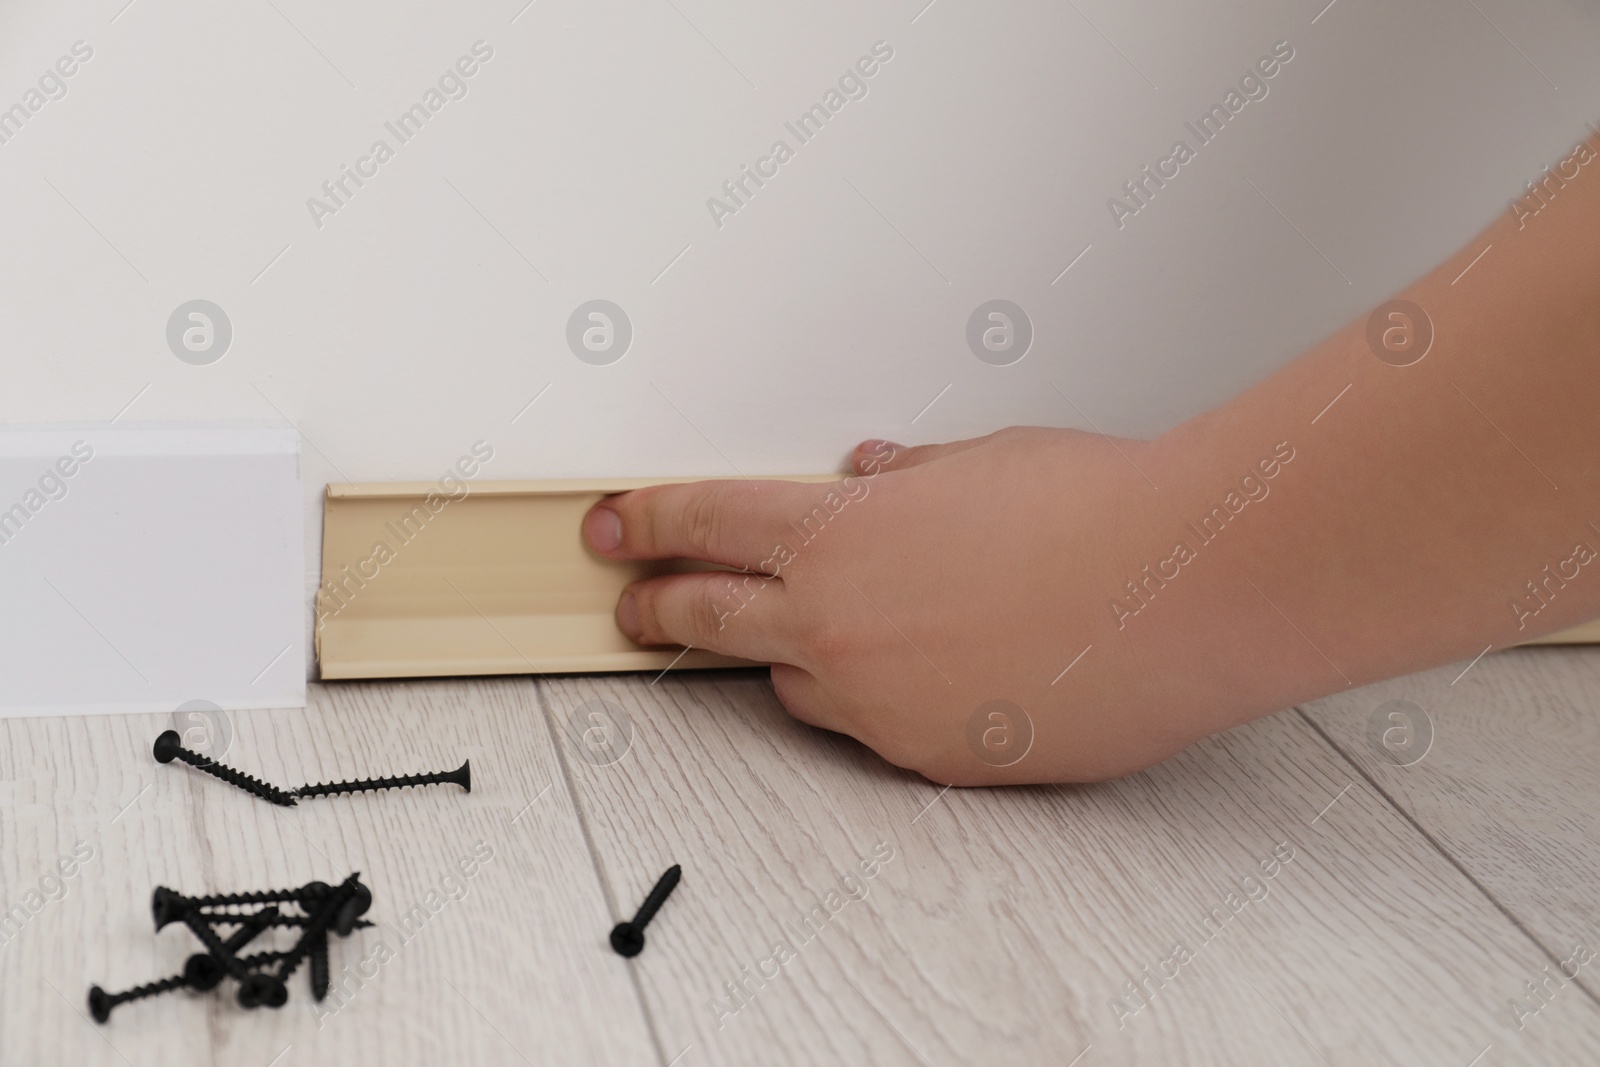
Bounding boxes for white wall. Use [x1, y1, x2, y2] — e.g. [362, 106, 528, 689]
[2, 0, 1597, 674]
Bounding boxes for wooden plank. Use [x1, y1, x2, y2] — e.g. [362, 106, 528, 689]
[0, 679, 656, 1067]
[540, 670, 1600, 1066]
[1298, 647, 1600, 998]
[316, 476, 838, 680]
[1520, 618, 1600, 644]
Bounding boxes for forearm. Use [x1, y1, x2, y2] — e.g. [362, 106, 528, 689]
[1152, 130, 1600, 713]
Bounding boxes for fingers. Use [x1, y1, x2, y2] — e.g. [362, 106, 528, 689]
[849, 435, 989, 476]
[584, 478, 813, 571]
[618, 570, 795, 664]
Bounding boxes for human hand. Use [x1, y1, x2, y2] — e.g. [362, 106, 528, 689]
[581, 427, 1264, 784]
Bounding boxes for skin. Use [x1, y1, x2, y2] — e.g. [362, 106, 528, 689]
[583, 131, 1600, 785]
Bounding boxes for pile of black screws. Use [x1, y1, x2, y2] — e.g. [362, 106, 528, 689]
[88, 875, 373, 1023]
[153, 730, 470, 806]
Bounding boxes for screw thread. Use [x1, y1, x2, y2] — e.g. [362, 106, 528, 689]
[184, 884, 333, 908]
[172, 748, 299, 807]
[631, 864, 682, 929]
[113, 974, 188, 1003]
[201, 911, 372, 930]
[296, 761, 468, 799]
[236, 949, 294, 970]
[309, 931, 330, 1000]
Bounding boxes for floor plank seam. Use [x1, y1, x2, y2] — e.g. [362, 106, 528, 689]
[532, 677, 675, 1066]
[1293, 706, 1600, 1012]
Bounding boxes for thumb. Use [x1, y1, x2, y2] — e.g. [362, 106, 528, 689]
[849, 436, 989, 476]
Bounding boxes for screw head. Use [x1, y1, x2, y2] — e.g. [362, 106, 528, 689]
[258, 976, 288, 1009]
[151, 887, 188, 930]
[333, 880, 372, 937]
[152, 730, 184, 764]
[87, 985, 112, 1023]
[237, 972, 284, 1009]
[183, 954, 226, 991]
[609, 922, 645, 957]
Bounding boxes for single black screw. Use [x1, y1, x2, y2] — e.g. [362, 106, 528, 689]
[153, 730, 298, 807]
[203, 911, 373, 931]
[88, 976, 187, 1023]
[610, 864, 682, 958]
[156, 887, 306, 930]
[173, 880, 332, 909]
[295, 759, 470, 800]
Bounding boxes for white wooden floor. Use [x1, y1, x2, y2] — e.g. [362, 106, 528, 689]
[2, 648, 1597, 1066]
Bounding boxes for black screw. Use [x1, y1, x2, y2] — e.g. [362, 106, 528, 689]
[153, 730, 299, 807]
[88, 976, 187, 1023]
[204, 912, 373, 931]
[93, 904, 281, 1022]
[274, 875, 360, 988]
[295, 759, 470, 800]
[610, 864, 681, 958]
[309, 929, 330, 1001]
[172, 880, 332, 910]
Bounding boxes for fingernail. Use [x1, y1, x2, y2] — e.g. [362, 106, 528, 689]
[859, 440, 900, 455]
[617, 592, 641, 640]
[586, 506, 623, 552]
